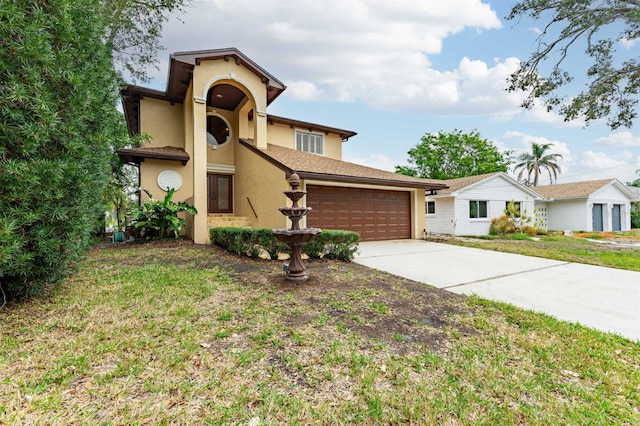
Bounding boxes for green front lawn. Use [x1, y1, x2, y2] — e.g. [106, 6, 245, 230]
[433, 233, 640, 272]
[1, 243, 638, 424]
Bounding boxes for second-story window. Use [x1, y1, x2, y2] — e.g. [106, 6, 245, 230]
[296, 131, 324, 155]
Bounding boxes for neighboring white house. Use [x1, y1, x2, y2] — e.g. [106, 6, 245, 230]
[534, 179, 638, 232]
[425, 172, 542, 236]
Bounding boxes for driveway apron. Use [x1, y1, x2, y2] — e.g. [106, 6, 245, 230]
[354, 240, 640, 341]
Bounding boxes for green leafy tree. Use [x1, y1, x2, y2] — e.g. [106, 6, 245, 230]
[0, 0, 130, 300]
[630, 170, 640, 228]
[514, 142, 563, 186]
[395, 130, 512, 179]
[103, 0, 193, 81]
[507, 1, 640, 129]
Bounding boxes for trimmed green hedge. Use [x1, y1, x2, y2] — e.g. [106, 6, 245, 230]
[209, 228, 360, 262]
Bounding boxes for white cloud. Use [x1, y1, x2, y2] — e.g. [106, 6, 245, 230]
[620, 37, 638, 49]
[148, 0, 526, 117]
[594, 131, 640, 147]
[503, 131, 574, 183]
[503, 131, 640, 183]
[286, 80, 324, 101]
[575, 151, 639, 182]
[520, 101, 586, 128]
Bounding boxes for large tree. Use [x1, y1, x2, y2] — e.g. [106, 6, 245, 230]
[514, 142, 563, 186]
[395, 130, 512, 180]
[507, 1, 640, 129]
[103, 0, 193, 82]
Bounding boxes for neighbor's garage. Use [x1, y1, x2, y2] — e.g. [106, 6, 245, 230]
[306, 185, 411, 241]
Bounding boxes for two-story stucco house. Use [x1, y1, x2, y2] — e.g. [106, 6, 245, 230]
[118, 48, 447, 243]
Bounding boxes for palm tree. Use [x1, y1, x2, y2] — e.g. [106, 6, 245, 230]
[514, 142, 563, 186]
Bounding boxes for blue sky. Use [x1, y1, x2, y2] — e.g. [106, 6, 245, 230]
[144, 0, 640, 184]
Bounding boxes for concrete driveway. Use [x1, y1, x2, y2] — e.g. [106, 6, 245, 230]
[354, 240, 640, 341]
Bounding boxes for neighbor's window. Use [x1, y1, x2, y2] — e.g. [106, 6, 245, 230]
[296, 131, 324, 155]
[505, 201, 521, 217]
[426, 201, 435, 215]
[469, 200, 488, 219]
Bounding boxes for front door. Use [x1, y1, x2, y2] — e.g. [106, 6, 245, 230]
[592, 203, 604, 231]
[208, 174, 233, 213]
[612, 204, 622, 231]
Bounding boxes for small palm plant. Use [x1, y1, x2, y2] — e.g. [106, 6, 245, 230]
[129, 189, 197, 240]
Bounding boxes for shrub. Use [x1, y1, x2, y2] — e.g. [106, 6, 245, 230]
[129, 189, 197, 240]
[489, 216, 516, 235]
[305, 230, 360, 261]
[0, 0, 128, 300]
[631, 202, 640, 229]
[491, 201, 543, 237]
[209, 228, 360, 262]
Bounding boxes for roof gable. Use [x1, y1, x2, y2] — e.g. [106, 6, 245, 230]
[433, 172, 541, 199]
[122, 48, 287, 135]
[534, 179, 638, 200]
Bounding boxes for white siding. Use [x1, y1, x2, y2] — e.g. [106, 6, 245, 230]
[592, 184, 629, 200]
[425, 197, 456, 235]
[537, 183, 634, 232]
[589, 184, 633, 231]
[452, 176, 538, 236]
[545, 200, 589, 231]
[453, 197, 492, 235]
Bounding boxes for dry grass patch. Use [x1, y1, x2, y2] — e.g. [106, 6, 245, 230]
[1, 241, 638, 424]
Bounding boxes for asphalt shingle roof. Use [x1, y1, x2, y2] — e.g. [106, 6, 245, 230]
[434, 172, 501, 195]
[243, 141, 448, 190]
[533, 179, 614, 199]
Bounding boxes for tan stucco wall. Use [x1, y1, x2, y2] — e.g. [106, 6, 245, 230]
[188, 58, 270, 242]
[138, 159, 194, 237]
[139, 160, 193, 203]
[324, 134, 343, 160]
[266, 122, 295, 149]
[192, 60, 268, 149]
[238, 100, 254, 140]
[414, 188, 426, 239]
[267, 122, 343, 160]
[139, 98, 184, 148]
[234, 143, 290, 229]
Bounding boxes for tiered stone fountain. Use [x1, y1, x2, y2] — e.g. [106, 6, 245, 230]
[272, 173, 321, 282]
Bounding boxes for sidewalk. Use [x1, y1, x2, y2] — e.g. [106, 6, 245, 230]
[354, 240, 640, 341]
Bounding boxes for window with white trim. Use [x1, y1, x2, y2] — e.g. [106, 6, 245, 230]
[469, 200, 488, 219]
[296, 130, 324, 155]
[426, 201, 435, 215]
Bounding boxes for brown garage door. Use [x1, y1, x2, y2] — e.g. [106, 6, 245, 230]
[306, 185, 411, 241]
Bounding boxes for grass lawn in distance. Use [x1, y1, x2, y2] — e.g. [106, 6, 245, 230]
[427, 231, 640, 272]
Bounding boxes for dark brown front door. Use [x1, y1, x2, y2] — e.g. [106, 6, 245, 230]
[208, 174, 233, 213]
[306, 185, 411, 241]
